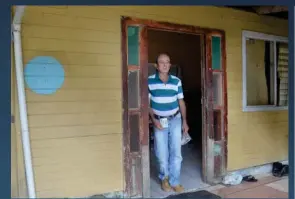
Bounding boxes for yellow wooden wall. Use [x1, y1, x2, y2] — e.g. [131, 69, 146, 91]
[19, 6, 124, 198]
[12, 6, 288, 198]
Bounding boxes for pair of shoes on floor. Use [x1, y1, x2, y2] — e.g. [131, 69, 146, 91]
[161, 177, 184, 193]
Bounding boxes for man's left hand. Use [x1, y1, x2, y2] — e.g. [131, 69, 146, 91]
[182, 120, 189, 134]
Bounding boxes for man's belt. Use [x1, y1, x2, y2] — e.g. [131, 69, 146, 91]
[154, 111, 180, 120]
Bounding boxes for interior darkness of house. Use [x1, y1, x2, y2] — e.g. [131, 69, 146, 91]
[147, 29, 209, 197]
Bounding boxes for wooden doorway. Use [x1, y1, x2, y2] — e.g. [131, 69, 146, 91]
[121, 17, 228, 198]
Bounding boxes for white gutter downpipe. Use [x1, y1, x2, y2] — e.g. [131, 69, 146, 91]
[12, 6, 36, 198]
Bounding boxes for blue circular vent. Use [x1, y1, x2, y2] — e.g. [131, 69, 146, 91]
[24, 56, 65, 95]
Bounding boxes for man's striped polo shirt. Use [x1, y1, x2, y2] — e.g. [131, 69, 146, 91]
[148, 72, 184, 117]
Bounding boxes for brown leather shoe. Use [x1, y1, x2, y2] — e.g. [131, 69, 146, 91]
[161, 177, 171, 192]
[171, 185, 184, 193]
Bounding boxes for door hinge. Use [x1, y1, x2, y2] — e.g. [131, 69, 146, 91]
[11, 115, 15, 123]
[11, 24, 14, 42]
[11, 31, 14, 42]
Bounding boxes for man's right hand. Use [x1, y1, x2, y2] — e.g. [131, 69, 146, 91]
[152, 118, 163, 130]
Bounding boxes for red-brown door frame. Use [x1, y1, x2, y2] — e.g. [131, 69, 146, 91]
[121, 16, 228, 197]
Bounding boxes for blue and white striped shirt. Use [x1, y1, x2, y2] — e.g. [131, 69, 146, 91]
[148, 72, 184, 117]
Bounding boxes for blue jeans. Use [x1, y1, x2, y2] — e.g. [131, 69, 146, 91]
[153, 113, 182, 187]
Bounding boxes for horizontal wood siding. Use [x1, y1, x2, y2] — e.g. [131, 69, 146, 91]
[20, 6, 123, 198]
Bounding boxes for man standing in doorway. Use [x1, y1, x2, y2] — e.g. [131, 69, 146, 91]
[148, 53, 189, 193]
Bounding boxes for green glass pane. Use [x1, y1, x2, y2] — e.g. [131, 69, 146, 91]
[127, 26, 140, 65]
[212, 36, 222, 70]
[213, 72, 223, 106]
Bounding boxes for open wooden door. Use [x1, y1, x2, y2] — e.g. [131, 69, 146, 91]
[122, 16, 227, 196]
[202, 31, 227, 184]
[121, 18, 150, 197]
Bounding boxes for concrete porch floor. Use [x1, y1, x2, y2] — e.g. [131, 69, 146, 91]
[206, 174, 288, 198]
[92, 173, 288, 198]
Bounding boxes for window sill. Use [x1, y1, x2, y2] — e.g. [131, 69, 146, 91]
[243, 105, 288, 112]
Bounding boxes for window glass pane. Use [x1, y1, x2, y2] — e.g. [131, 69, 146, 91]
[128, 26, 140, 66]
[130, 114, 140, 152]
[128, 70, 140, 108]
[213, 110, 222, 141]
[213, 72, 223, 106]
[212, 36, 222, 70]
[246, 39, 275, 106]
[276, 42, 288, 106]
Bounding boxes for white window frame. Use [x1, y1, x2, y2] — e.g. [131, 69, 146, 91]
[242, 30, 289, 112]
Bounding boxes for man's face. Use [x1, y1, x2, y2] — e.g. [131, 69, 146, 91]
[157, 54, 171, 74]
